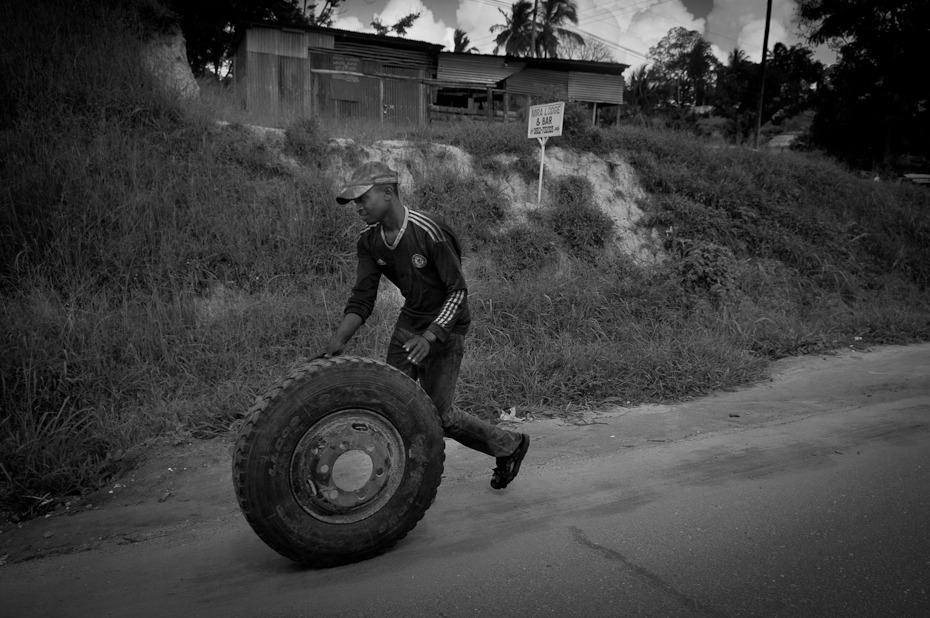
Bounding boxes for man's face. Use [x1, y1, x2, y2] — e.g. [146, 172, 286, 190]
[352, 186, 391, 225]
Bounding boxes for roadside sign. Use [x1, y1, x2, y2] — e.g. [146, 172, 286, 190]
[527, 101, 565, 205]
[527, 102, 565, 139]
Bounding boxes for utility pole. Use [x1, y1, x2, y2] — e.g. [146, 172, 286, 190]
[753, 0, 773, 149]
[530, 0, 539, 58]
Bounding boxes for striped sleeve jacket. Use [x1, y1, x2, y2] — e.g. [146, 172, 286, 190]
[344, 207, 471, 340]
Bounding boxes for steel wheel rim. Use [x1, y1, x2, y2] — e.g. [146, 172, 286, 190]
[290, 408, 406, 524]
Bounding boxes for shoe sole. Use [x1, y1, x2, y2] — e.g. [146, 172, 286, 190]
[492, 434, 530, 489]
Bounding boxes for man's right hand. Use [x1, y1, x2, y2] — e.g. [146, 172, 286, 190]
[313, 313, 363, 360]
[312, 339, 345, 360]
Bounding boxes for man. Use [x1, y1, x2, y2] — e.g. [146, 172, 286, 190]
[319, 161, 530, 490]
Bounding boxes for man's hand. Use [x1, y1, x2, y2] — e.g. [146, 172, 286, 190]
[403, 333, 433, 365]
[312, 338, 345, 360]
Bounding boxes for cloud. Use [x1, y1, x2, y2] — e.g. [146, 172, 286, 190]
[333, 0, 455, 49]
[705, 0, 800, 62]
[455, 1, 510, 54]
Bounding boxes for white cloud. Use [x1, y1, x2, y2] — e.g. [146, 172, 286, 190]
[330, 0, 835, 68]
[705, 0, 800, 62]
[333, 0, 455, 49]
[455, 1, 509, 54]
[331, 15, 367, 32]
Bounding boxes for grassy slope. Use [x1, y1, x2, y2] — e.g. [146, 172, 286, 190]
[2, 1, 929, 517]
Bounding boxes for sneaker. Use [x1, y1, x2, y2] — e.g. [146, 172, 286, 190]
[491, 433, 530, 489]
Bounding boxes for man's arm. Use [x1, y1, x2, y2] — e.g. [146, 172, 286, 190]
[316, 233, 379, 359]
[318, 312, 364, 358]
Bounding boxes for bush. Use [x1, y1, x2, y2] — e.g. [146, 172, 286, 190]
[410, 169, 507, 251]
[542, 175, 615, 261]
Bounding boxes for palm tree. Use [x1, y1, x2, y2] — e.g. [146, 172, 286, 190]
[626, 64, 661, 114]
[452, 28, 478, 53]
[490, 1, 534, 57]
[535, 0, 584, 59]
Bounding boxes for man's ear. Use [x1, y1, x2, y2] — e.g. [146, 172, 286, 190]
[382, 184, 395, 201]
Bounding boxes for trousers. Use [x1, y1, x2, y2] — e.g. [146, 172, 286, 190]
[386, 326, 520, 458]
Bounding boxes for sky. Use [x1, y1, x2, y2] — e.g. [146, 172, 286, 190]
[323, 0, 834, 69]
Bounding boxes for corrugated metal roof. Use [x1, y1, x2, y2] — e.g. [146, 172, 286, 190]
[524, 57, 628, 75]
[240, 22, 442, 53]
[437, 53, 524, 85]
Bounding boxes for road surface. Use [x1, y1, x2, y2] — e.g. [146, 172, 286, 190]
[1, 344, 928, 617]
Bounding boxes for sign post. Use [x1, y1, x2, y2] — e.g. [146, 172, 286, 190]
[527, 101, 565, 206]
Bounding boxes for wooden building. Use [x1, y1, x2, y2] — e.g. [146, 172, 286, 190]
[434, 53, 627, 123]
[234, 23, 627, 127]
[234, 23, 441, 127]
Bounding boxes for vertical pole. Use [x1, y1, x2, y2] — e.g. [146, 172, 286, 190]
[592, 102, 597, 126]
[379, 78, 384, 125]
[487, 86, 493, 121]
[754, 0, 773, 149]
[530, 0, 539, 58]
[536, 136, 547, 206]
[504, 90, 510, 123]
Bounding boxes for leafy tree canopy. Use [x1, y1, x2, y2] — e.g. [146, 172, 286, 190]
[490, 0, 587, 59]
[647, 27, 718, 106]
[168, 0, 309, 77]
[796, 0, 930, 165]
[371, 12, 421, 37]
[451, 29, 478, 53]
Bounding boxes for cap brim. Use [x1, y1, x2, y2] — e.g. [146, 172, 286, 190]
[336, 184, 373, 205]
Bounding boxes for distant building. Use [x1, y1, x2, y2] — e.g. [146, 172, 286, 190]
[234, 23, 628, 127]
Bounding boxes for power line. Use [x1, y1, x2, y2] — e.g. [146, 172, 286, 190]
[462, 0, 764, 60]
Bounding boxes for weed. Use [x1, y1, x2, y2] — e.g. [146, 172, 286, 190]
[284, 118, 329, 168]
[541, 175, 616, 261]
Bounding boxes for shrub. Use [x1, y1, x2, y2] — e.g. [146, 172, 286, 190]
[410, 169, 507, 251]
[542, 175, 615, 261]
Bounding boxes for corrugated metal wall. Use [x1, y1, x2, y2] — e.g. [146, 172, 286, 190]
[310, 52, 380, 121]
[308, 52, 423, 125]
[307, 31, 334, 50]
[242, 52, 312, 126]
[245, 28, 307, 58]
[333, 41, 433, 72]
[506, 68, 569, 98]
[382, 65, 425, 124]
[568, 71, 623, 104]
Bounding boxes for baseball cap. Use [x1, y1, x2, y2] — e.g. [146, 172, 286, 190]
[335, 161, 399, 204]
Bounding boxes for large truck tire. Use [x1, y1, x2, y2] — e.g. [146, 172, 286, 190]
[233, 356, 445, 567]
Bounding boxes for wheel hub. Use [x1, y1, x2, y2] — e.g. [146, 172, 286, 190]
[290, 409, 405, 524]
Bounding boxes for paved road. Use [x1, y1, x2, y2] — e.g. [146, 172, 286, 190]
[2, 345, 929, 617]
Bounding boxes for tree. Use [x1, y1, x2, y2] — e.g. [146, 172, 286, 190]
[559, 37, 614, 62]
[301, 0, 343, 26]
[490, 0, 585, 58]
[796, 0, 930, 165]
[766, 43, 824, 122]
[647, 27, 718, 106]
[169, 0, 308, 77]
[712, 48, 760, 141]
[451, 29, 478, 53]
[490, 1, 534, 56]
[371, 12, 421, 37]
[625, 64, 662, 114]
[534, 0, 584, 59]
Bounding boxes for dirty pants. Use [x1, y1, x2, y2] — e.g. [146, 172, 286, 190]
[386, 327, 520, 458]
